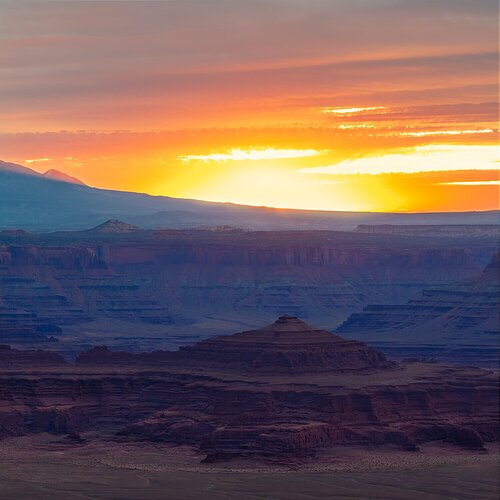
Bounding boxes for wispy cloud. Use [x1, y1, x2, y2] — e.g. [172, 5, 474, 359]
[322, 106, 387, 115]
[399, 128, 495, 137]
[298, 145, 499, 175]
[338, 124, 376, 129]
[179, 148, 322, 162]
[25, 157, 52, 163]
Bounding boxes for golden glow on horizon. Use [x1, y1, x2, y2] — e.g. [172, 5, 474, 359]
[438, 180, 500, 186]
[299, 145, 499, 176]
[179, 148, 322, 162]
[322, 106, 387, 115]
[173, 165, 373, 212]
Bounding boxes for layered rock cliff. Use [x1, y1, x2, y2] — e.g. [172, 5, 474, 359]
[336, 253, 499, 366]
[0, 229, 496, 351]
[356, 224, 500, 238]
[0, 357, 497, 462]
[175, 316, 393, 374]
[1, 318, 497, 463]
[0, 344, 66, 367]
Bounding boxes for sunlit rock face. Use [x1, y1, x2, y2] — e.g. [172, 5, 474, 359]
[176, 315, 393, 374]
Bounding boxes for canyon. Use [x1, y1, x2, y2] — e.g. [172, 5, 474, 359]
[337, 252, 499, 367]
[0, 223, 497, 361]
[0, 316, 498, 464]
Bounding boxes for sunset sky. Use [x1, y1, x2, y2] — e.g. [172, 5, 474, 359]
[1, 0, 498, 212]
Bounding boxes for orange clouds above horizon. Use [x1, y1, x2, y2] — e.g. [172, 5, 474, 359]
[0, 0, 498, 212]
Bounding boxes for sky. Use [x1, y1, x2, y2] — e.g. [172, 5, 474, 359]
[0, 0, 498, 212]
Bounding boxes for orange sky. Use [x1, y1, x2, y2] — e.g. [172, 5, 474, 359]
[0, 0, 498, 212]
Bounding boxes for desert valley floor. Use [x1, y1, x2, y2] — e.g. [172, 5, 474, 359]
[0, 435, 499, 500]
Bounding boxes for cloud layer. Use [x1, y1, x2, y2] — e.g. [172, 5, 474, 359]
[0, 0, 498, 211]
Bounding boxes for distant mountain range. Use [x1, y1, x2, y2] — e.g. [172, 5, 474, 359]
[1, 160, 499, 231]
[42, 169, 87, 186]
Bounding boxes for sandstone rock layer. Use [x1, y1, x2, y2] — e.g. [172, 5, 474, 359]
[177, 315, 393, 374]
[1, 318, 498, 463]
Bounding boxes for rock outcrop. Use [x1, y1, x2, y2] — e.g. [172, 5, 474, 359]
[89, 220, 141, 234]
[2, 318, 497, 463]
[0, 345, 66, 367]
[176, 315, 393, 374]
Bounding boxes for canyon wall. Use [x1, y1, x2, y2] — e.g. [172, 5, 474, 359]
[336, 253, 499, 366]
[0, 361, 497, 461]
[0, 230, 495, 344]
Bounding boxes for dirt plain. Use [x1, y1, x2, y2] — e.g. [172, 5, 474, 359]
[0, 434, 498, 499]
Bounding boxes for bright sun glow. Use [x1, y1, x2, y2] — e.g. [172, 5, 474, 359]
[179, 148, 322, 162]
[438, 180, 500, 186]
[299, 145, 500, 176]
